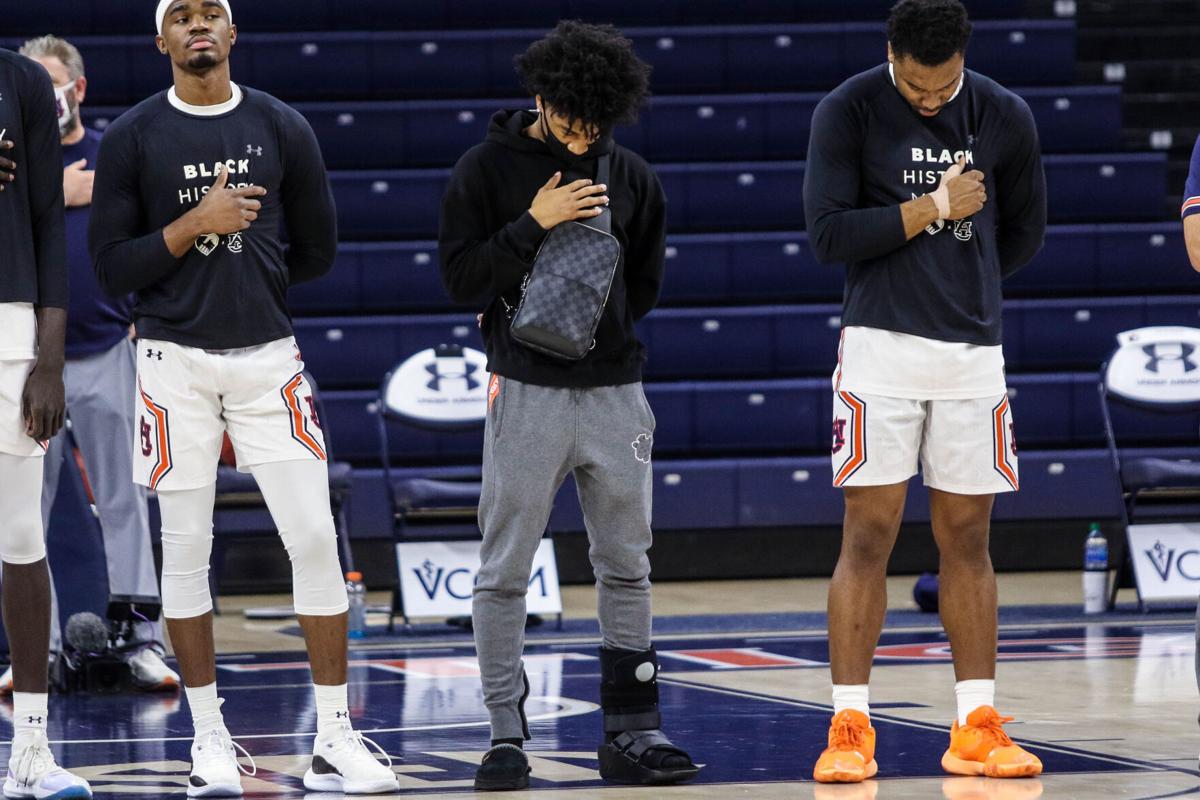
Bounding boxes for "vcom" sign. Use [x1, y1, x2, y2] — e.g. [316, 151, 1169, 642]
[396, 539, 563, 618]
[1128, 523, 1200, 607]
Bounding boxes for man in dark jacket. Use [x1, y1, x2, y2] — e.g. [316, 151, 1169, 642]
[439, 20, 698, 791]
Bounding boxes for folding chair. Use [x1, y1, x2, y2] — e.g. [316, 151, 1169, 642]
[1099, 326, 1200, 610]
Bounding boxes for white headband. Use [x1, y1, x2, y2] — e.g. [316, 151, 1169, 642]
[156, 0, 233, 35]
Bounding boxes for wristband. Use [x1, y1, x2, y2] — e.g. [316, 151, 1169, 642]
[930, 186, 951, 221]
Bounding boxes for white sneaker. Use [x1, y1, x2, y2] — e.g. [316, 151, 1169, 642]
[187, 728, 254, 798]
[303, 724, 398, 795]
[125, 649, 181, 692]
[3, 730, 92, 799]
[0, 666, 12, 697]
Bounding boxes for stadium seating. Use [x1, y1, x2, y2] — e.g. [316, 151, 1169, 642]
[85, 85, 1121, 168]
[10, 21, 1075, 106]
[5, 0, 1039, 37]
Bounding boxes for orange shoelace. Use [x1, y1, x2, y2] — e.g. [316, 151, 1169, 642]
[829, 717, 869, 751]
[971, 709, 1016, 747]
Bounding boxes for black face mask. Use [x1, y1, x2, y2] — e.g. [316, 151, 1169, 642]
[539, 108, 590, 166]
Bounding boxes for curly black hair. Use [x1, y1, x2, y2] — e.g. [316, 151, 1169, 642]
[515, 20, 652, 135]
[887, 0, 973, 67]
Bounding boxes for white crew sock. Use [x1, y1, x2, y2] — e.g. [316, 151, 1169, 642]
[314, 683, 351, 735]
[955, 679, 995, 726]
[831, 684, 870, 718]
[185, 682, 227, 735]
[12, 692, 49, 748]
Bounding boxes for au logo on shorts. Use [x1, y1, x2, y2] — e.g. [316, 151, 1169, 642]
[831, 418, 847, 454]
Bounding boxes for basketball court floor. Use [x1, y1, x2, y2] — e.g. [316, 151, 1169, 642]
[4, 574, 1196, 799]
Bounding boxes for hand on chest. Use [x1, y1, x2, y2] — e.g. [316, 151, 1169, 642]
[164, 133, 281, 210]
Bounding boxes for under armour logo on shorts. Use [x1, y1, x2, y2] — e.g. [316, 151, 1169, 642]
[26, 716, 43, 725]
[146, 348, 162, 360]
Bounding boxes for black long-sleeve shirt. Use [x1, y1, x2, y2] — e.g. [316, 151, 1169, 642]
[803, 65, 1047, 346]
[0, 49, 67, 310]
[89, 85, 336, 350]
[439, 109, 666, 388]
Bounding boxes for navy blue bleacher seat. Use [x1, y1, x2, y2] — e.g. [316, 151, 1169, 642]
[643, 383, 694, 453]
[19, 21, 1077, 106]
[1046, 154, 1168, 223]
[643, 308, 775, 378]
[329, 170, 449, 240]
[86, 86, 1123, 168]
[692, 379, 824, 451]
[773, 305, 844, 377]
[2, 0, 1040, 37]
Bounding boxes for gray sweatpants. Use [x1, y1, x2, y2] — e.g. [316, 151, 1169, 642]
[474, 378, 656, 740]
[40, 338, 162, 650]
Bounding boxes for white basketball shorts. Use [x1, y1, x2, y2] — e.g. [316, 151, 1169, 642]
[134, 337, 327, 491]
[830, 388, 1019, 495]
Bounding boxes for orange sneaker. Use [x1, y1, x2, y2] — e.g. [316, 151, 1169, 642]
[942, 706, 1043, 778]
[813, 709, 878, 783]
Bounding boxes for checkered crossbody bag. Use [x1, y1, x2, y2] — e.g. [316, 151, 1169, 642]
[509, 156, 621, 360]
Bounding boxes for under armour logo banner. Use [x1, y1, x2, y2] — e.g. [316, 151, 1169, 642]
[1106, 327, 1200, 406]
[425, 361, 480, 392]
[382, 347, 490, 427]
[1142, 342, 1197, 374]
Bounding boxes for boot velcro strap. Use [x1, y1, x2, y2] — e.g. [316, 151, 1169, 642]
[604, 709, 662, 733]
[610, 730, 681, 762]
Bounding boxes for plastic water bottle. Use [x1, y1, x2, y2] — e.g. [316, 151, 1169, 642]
[346, 572, 367, 639]
[1083, 523, 1108, 614]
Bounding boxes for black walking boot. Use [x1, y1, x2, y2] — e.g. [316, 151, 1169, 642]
[596, 647, 700, 785]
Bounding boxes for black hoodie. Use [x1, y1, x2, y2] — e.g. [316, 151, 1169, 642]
[438, 109, 666, 388]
